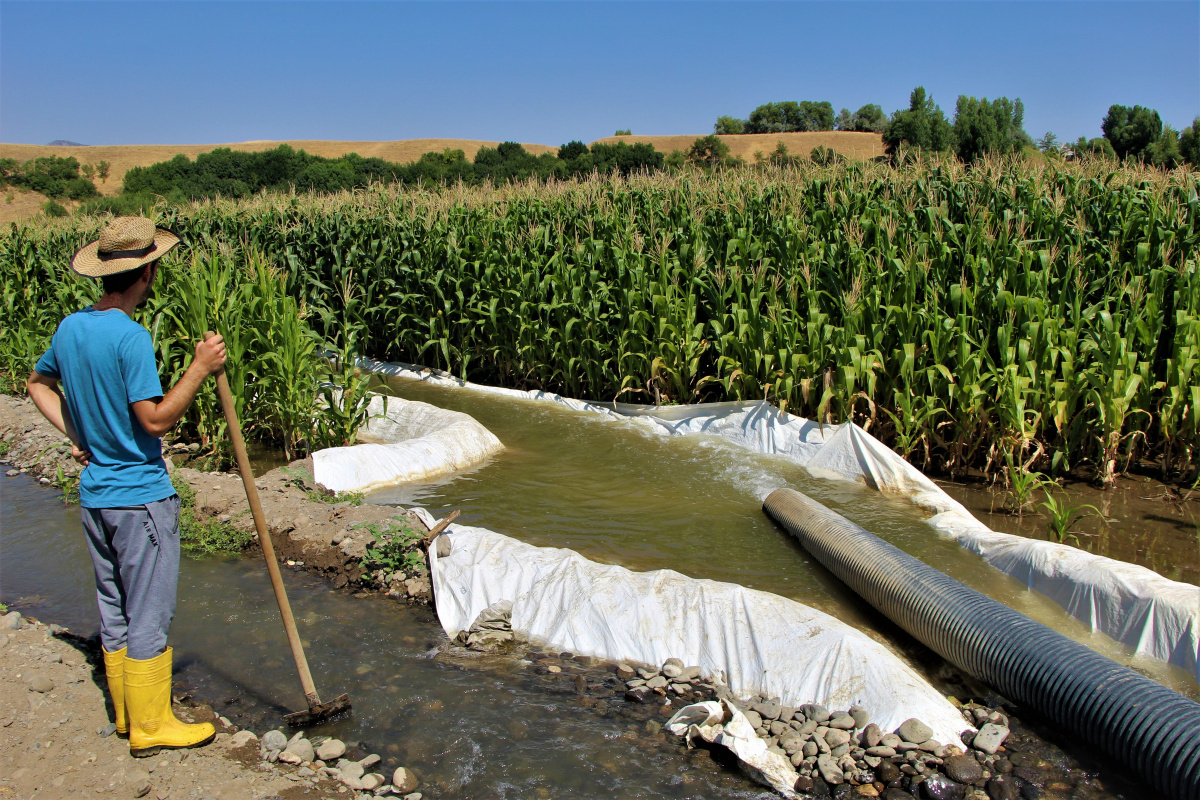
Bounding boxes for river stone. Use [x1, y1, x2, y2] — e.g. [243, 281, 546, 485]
[616, 663, 636, 680]
[127, 768, 151, 798]
[860, 723, 883, 748]
[27, 674, 53, 693]
[973, 724, 1009, 754]
[944, 754, 984, 784]
[662, 661, 684, 679]
[770, 720, 789, 736]
[316, 738, 346, 761]
[881, 733, 902, 749]
[883, 790, 915, 800]
[803, 741, 819, 758]
[2, 612, 24, 630]
[625, 686, 654, 703]
[817, 754, 844, 785]
[360, 774, 384, 791]
[847, 705, 870, 728]
[284, 737, 314, 763]
[825, 729, 852, 748]
[338, 760, 365, 781]
[682, 665, 702, 681]
[752, 699, 782, 720]
[919, 773, 965, 800]
[877, 760, 901, 783]
[797, 718, 819, 735]
[360, 754, 381, 770]
[742, 709, 763, 730]
[794, 775, 814, 793]
[278, 750, 304, 765]
[261, 730, 287, 752]
[392, 767, 418, 792]
[802, 704, 831, 723]
[865, 746, 896, 757]
[855, 786, 880, 797]
[985, 776, 1019, 800]
[828, 714, 857, 730]
[918, 739, 943, 753]
[230, 730, 258, 747]
[897, 719, 933, 744]
[830, 742, 851, 758]
[645, 675, 668, 689]
[636, 667, 658, 680]
[780, 733, 805, 754]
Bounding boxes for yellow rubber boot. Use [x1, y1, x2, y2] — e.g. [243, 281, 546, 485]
[102, 646, 127, 735]
[124, 647, 215, 757]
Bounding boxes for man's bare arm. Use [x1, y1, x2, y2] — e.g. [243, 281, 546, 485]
[27, 372, 91, 464]
[132, 335, 226, 438]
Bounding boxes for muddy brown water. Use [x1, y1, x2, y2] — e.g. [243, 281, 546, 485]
[2, 378, 1196, 799]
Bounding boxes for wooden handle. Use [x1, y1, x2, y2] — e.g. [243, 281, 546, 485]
[205, 331, 321, 707]
[422, 509, 460, 547]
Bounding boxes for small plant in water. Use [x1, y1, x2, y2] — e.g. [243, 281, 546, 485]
[172, 474, 255, 554]
[999, 452, 1054, 516]
[1038, 489, 1100, 546]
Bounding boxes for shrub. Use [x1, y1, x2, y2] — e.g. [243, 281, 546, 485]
[41, 200, 68, 217]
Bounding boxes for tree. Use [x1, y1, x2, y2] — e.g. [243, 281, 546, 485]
[1101, 105, 1162, 161]
[1180, 117, 1200, 169]
[714, 116, 745, 135]
[1146, 125, 1181, 169]
[1036, 132, 1059, 153]
[852, 104, 887, 133]
[96, 160, 110, 183]
[687, 135, 733, 168]
[1073, 136, 1116, 160]
[558, 141, 588, 161]
[834, 108, 854, 131]
[744, 100, 834, 133]
[882, 87, 954, 155]
[952, 95, 1030, 163]
[614, 129, 631, 136]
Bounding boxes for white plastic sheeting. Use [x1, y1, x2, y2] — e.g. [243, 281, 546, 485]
[666, 701, 801, 798]
[312, 394, 503, 494]
[429, 523, 971, 748]
[360, 356, 1200, 683]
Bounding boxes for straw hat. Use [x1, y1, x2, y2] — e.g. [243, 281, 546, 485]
[71, 216, 181, 278]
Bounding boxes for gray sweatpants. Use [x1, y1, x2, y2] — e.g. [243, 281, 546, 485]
[81, 495, 181, 660]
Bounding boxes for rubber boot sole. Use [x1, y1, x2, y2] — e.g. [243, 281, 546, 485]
[130, 729, 216, 758]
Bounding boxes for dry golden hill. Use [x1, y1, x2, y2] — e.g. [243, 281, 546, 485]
[589, 131, 885, 161]
[0, 138, 559, 198]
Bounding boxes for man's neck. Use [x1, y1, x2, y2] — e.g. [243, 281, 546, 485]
[92, 291, 139, 316]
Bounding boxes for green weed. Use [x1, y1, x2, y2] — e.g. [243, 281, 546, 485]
[358, 519, 425, 579]
[1039, 489, 1101, 545]
[172, 473, 255, 555]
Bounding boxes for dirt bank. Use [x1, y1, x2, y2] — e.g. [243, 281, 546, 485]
[0, 394, 435, 604]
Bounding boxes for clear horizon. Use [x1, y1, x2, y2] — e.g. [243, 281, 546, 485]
[2, 0, 1197, 149]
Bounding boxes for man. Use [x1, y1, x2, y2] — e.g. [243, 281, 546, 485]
[27, 216, 227, 757]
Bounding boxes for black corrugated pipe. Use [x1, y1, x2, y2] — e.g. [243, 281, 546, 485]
[762, 487, 1200, 800]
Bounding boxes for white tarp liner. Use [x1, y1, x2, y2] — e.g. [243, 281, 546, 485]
[429, 523, 971, 748]
[666, 701, 802, 798]
[312, 394, 503, 494]
[361, 356, 1200, 683]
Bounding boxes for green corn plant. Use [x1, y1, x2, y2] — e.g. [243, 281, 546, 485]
[1038, 489, 1101, 545]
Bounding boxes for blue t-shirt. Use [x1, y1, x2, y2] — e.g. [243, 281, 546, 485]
[35, 308, 174, 509]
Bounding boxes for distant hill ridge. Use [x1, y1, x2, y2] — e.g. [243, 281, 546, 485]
[47, 140, 86, 147]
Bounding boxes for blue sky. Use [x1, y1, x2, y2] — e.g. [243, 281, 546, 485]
[2, 1, 1197, 147]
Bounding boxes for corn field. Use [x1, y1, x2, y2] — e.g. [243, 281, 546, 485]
[2, 156, 1197, 485]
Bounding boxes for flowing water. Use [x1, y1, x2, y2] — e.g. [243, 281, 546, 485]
[3, 376, 1197, 799]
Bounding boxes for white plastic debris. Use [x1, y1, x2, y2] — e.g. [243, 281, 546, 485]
[429, 524, 971, 747]
[312, 395, 502, 493]
[361, 356, 1199, 683]
[667, 700, 800, 798]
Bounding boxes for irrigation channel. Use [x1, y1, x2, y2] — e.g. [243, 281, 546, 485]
[3, 376, 1198, 799]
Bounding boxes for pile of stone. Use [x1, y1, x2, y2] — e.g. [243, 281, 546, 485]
[258, 729, 421, 797]
[451, 603, 515, 651]
[620, 657, 715, 704]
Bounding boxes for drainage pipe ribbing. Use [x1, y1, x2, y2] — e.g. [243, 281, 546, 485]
[762, 487, 1200, 800]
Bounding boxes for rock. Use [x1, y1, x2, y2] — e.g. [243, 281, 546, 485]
[918, 739, 943, 753]
[283, 737, 315, 763]
[817, 754, 844, 785]
[316, 738, 347, 761]
[99, 722, 117, 737]
[883, 790, 916, 800]
[230, 730, 257, 747]
[897, 719, 933, 744]
[626, 678, 646, 688]
[682, 666, 702, 681]
[129, 769, 152, 798]
[828, 714, 857, 730]
[5, 469, 18, 477]
[876, 760, 901, 783]
[435, 537, 452, 558]
[27, 674, 54, 693]
[742, 709, 763, 730]
[645, 675, 668, 689]
[278, 750, 304, 765]
[770, 720, 789, 736]
[861, 723, 883, 748]
[261, 730, 288, 752]
[985, 776, 1019, 800]
[625, 686, 654, 703]
[338, 760, 365, 781]
[944, 754, 984, 784]
[797, 718, 819, 736]
[780, 733, 805, 754]
[881, 733, 902, 749]
[825, 729, 852, 748]
[865, 746, 896, 757]
[636, 667, 658, 680]
[794, 775, 814, 793]
[1, 611, 23, 630]
[802, 703, 831, 723]
[848, 705, 870, 728]
[662, 662, 684, 679]
[360, 773, 384, 791]
[855, 785, 880, 797]
[972, 724, 1009, 755]
[919, 774, 965, 800]
[803, 740, 819, 758]
[615, 663, 636, 680]
[359, 754, 381, 770]
[392, 767, 418, 792]
[752, 699, 782, 720]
